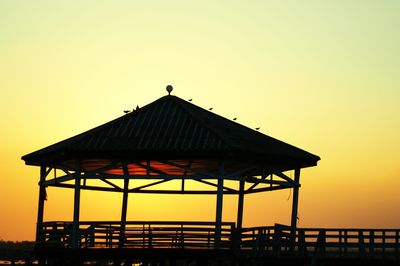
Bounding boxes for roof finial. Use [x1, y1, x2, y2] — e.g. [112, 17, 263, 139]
[166, 85, 173, 95]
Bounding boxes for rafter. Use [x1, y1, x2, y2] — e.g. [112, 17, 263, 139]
[90, 161, 121, 174]
[47, 183, 123, 192]
[80, 173, 219, 180]
[100, 178, 122, 190]
[44, 167, 52, 178]
[247, 174, 268, 191]
[133, 161, 169, 175]
[181, 160, 193, 192]
[272, 171, 299, 187]
[246, 175, 292, 187]
[38, 167, 53, 185]
[159, 160, 217, 179]
[43, 175, 75, 186]
[55, 163, 74, 178]
[194, 179, 237, 193]
[183, 160, 193, 175]
[125, 189, 238, 195]
[46, 182, 240, 194]
[245, 185, 290, 194]
[129, 179, 170, 192]
[224, 167, 257, 179]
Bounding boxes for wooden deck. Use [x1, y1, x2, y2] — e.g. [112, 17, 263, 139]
[36, 221, 400, 263]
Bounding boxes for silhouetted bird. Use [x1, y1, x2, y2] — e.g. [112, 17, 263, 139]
[188, 99, 192, 102]
[255, 127, 260, 130]
[233, 118, 237, 121]
[136, 105, 140, 110]
[209, 107, 213, 111]
[123, 110, 130, 114]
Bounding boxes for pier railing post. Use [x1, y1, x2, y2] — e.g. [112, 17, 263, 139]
[236, 179, 245, 250]
[316, 230, 326, 257]
[71, 161, 81, 248]
[358, 230, 366, 257]
[290, 168, 301, 250]
[119, 163, 130, 247]
[215, 162, 224, 249]
[36, 164, 47, 244]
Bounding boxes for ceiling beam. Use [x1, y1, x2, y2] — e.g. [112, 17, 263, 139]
[129, 179, 170, 192]
[99, 178, 122, 190]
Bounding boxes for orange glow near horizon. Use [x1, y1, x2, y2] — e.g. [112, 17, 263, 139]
[1, 1, 400, 241]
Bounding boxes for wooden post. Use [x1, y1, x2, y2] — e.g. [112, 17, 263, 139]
[290, 168, 301, 229]
[71, 161, 81, 248]
[119, 164, 130, 247]
[317, 230, 326, 256]
[236, 179, 245, 247]
[369, 230, 375, 254]
[215, 162, 224, 249]
[36, 165, 47, 242]
[290, 168, 300, 249]
[358, 230, 366, 256]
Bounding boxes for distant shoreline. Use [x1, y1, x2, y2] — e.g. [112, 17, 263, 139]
[0, 241, 35, 263]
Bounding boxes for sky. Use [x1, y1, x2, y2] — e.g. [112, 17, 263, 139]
[0, 0, 399, 241]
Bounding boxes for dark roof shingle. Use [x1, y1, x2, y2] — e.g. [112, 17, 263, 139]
[22, 95, 320, 171]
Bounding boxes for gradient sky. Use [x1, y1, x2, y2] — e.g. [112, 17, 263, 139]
[1, 1, 399, 241]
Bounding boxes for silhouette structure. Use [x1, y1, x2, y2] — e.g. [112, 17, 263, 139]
[21, 88, 399, 265]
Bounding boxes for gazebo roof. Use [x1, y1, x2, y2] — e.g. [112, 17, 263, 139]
[22, 94, 319, 173]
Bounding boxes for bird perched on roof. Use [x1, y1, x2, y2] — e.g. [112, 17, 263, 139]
[209, 107, 213, 111]
[233, 118, 237, 121]
[255, 127, 260, 130]
[188, 99, 192, 102]
[123, 110, 130, 114]
[136, 105, 140, 110]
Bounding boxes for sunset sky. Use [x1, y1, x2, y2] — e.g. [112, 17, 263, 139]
[1, 1, 399, 241]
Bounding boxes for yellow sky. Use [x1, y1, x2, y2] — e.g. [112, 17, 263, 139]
[1, 1, 399, 241]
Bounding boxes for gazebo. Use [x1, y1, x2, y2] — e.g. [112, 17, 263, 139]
[22, 87, 320, 263]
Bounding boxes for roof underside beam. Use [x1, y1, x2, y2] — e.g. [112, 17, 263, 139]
[44, 172, 296, 182]
[244, 185, 290, 194]
[129, 179, 170, 192]
[44, 177, 292, 194]
[41, 160, 300, 195]
[158, 160, 218, 179]
[99, 178, 122, 190]
[193, 179, 237, 193]
[45, 182, 241, 194]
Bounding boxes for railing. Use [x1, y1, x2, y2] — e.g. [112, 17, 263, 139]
[38, 221, 235, 249]
[240, 224, 400, 259]
[37, 222, 400, 259]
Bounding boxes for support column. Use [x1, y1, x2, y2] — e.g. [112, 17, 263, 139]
[291, 168, 301, 230]
[236, 179, 245, 237]
[235, 179, 245, 250]
[36, 165, 47, 242]
[71, 161, 81, 248]
[215, 162, 224, 249]
[119, 164, 130, 247]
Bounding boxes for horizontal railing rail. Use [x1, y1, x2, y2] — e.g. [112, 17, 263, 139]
[38, 221, 235, 250]
[37, 221, 400, 259]
[240, 224, 400, 259]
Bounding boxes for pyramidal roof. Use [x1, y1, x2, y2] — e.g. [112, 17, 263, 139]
[22, 94, 320, 170]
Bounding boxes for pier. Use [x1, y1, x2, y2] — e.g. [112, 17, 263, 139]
[22, 89, 399, 265]
[36, 221, 399, 263]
